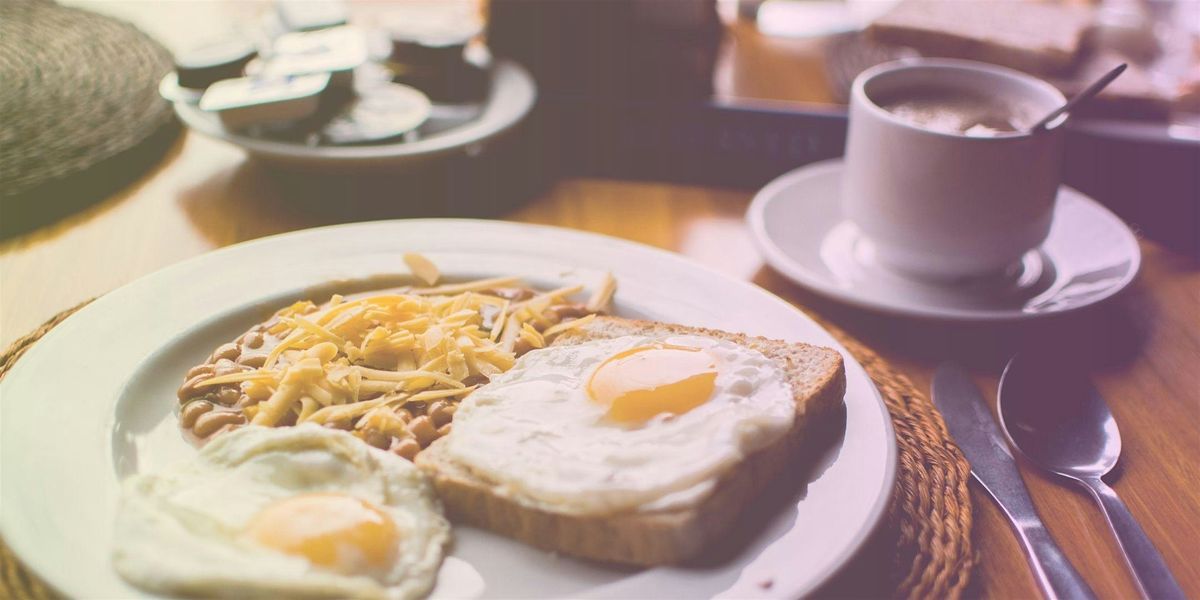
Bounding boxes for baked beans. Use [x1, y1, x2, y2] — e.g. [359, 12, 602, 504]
[175, 285, 603, 458]
[391, 438, 421, 461]
[408, 416, 437, 448]
[210, 342, 241, 363]
[179, 400, 213, 429]
[237, 353, 268, 368]
[240, 331, 264, 349]
[193, 410, 247, 438]
[430, 401, 455, 427]
[177, 323, 283, 443]
[185, 364, 215, 380]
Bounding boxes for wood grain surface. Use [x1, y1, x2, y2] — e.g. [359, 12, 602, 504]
[2, 2, 1198, 598]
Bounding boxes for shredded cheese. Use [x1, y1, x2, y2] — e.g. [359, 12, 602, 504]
[404, 252, 441, 286]
[542, 313, 596, 339]
[189, 262, 612, 447]
[520, 322, 546, 349]
[409, 276, 522, 296]
[586, 272, 616, 313]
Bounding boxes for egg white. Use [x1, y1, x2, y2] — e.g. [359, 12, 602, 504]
[438, 335, 795, 514]
[112, 425, 449, 599]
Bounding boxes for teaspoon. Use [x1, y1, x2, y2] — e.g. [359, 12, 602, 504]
[997, 354, 1185, 600]
[1029, 63, 1126, 133]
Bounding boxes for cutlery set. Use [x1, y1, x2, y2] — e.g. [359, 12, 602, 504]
[933, 360, 1184, 600]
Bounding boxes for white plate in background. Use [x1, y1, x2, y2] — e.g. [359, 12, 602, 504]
[173, 60, 535, 170]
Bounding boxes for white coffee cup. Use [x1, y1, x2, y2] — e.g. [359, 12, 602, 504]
[843, 59, 1067, 280]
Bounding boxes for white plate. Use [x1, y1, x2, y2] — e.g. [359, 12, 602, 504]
[747, 160, 1142, 322]
[173, 60, 536, 170]
[0, 219, 895, 599]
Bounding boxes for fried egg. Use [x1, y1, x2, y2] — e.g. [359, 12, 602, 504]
[113, 425, 449, 599]
[437, 334, 795, 514]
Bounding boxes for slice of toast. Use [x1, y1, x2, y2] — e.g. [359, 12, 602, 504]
[867, 0, 1093, 75]
[416, 316, 846, 566]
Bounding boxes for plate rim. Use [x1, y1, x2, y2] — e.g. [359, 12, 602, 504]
[746, 158, 1143, 323]
[0, 218, 897, 598]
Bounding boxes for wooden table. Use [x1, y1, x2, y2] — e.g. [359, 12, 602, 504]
[2, 4, 1198, 598]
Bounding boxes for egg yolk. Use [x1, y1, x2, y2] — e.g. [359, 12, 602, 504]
[587, 344, 718, 424]
[243, 493, 399, 576]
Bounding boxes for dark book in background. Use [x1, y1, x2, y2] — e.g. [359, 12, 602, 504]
[543, 99, 848, 188]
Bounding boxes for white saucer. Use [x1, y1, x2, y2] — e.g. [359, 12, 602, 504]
[746, 159, 1141, 322]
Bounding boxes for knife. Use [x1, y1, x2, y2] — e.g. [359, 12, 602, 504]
[932, 363, 1096, 600]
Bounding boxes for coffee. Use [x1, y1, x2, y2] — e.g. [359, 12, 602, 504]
[874, 87, 1033, 136]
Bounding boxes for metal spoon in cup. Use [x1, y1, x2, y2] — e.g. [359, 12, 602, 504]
[997, 354, 1185, 600]
[1029, 63, 1126, 133]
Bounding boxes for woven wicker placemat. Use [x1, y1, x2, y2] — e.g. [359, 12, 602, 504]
[0, 0, 178, 236]
[0, 301, 975, 599]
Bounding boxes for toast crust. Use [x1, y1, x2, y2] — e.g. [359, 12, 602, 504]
[416, 317, 846, 566]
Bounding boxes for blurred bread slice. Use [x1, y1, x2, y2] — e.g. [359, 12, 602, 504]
[416, 316, 846, 566]
[867, 0, 1093, 74]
